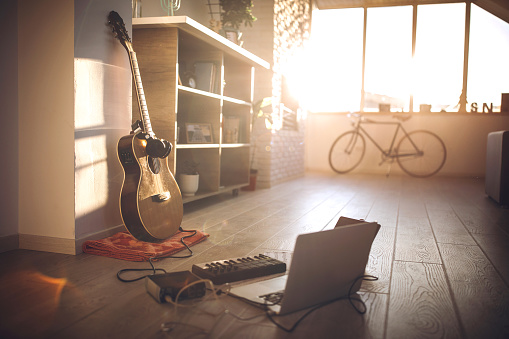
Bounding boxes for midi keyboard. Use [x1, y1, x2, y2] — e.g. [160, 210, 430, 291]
[191, 254, 286, 285]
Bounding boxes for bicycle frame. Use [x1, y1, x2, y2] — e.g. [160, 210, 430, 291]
[330, 114, 446, 177]
[352, 117, 421, 161]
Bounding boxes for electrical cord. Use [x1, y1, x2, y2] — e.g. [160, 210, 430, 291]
[265, 275, 379, 333]
[160, 279, 267, 335]
[117, 227, 197, 283]
[157, 274, 379, 335]
[115, 234, 378, 335]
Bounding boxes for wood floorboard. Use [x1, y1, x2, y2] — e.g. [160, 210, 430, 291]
[387, 261, 462, 338]
[438, 243, 509, 338]
[426, 208, 477, 246]
[472, 233, 509, 285]
[1, 173, 508, 338]
[362, 225, 395, 294]
[395, 216, 442, 264]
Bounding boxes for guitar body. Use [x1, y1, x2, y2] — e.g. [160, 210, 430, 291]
[118, 132, 183, 242]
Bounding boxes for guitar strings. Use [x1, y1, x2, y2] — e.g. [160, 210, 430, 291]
[116, 227, 197, 283]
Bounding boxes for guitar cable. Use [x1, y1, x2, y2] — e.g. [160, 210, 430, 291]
[116, 227, 197, 283]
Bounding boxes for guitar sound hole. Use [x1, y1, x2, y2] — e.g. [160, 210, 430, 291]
[148, 156, 160, 174]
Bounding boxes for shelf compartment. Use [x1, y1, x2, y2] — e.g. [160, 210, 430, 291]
[222, 101, 252, 144]
[220, 147, 250, 187]
[223, 56, 254, 102]
[177, 148, 220, 196]
[178, 90, 221, 145]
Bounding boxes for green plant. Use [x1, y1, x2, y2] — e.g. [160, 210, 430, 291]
[181, 160, 200, 175]
[220, 0, 256, 29]
[252, 97, 274, 129]
[249, 97, 274, 171]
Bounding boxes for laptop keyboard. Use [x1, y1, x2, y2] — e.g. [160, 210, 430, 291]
[259, 291, 285, 305]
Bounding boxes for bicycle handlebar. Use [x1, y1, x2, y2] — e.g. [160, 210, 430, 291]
[347, 112, 412, 123]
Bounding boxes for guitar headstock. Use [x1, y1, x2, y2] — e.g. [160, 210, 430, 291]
[108, 11, 132, 51]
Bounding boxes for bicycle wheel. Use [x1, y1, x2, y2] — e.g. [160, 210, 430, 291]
[329, 131, 366, 174]
[396, 130, 446, 178]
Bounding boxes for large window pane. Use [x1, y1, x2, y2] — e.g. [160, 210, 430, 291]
[414, 3, 465, 112]
[468, 4, 509, 112]
[364, 6, 413, 112]
[302, 8, 364, 112]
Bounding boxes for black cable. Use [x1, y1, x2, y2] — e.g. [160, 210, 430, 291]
[117, 257, 167, 282]
[266, 275, 379, 333]
[116, 228, 197, 283]
[347, 274, 378, 314]
[266, 303, 325, 332]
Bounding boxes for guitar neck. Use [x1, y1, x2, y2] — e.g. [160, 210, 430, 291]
[128, 48, 154, 137]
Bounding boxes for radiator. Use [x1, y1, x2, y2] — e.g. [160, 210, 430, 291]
[485, 131, 509, 205]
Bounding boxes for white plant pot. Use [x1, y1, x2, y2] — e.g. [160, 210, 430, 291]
[179, 174, 199, 196]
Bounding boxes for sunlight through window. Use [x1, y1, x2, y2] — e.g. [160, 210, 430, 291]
[364, 6, 413, 112]
[298, 2, 509, 113]
[413, 3, 465, 112]
[468, 4, 509, 111]
[298, 8, 364, 112]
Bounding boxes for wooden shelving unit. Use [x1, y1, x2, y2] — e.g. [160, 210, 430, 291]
[132, 16, 269, 203]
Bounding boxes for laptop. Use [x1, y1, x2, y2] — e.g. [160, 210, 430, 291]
[228, 217, 380, 315]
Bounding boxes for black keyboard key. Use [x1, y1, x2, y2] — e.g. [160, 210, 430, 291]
[191, 254, 286, 284]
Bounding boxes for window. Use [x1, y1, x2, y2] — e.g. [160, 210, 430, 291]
[467, 4, 509, 111]
[298, 8, 364, 112]
[413, 3, 465, 112]
[364, 6, 413, 112]
[294, 2, 509, 113]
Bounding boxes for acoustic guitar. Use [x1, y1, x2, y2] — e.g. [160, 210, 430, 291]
[108, 11, 183, 242]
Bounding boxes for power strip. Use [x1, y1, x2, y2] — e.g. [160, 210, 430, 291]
[145, 271, 206, 303]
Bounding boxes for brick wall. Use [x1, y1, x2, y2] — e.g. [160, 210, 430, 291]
[243, 0, 311, 188]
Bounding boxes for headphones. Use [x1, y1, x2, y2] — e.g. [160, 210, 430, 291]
[146, 136, 172, 159]
[132, 121, 172, 159]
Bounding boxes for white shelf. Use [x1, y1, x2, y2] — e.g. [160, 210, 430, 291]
[133, 16, 270, 69]
[176, 144, 220, 149]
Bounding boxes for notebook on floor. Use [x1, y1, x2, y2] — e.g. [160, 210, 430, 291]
[228, 217, 381, 315]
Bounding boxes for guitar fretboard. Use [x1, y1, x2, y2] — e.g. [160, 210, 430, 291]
[129, 50, 154, 137]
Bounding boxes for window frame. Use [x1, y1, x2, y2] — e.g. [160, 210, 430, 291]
[310, 1, 508, 114]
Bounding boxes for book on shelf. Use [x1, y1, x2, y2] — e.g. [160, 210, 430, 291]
[223, 116, 240, 143]
[194, 61, 219, 93]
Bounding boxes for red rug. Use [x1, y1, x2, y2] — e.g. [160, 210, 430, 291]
[82, 230, 209, 262]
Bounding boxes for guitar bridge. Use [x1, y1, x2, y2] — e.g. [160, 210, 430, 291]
[153, 192, 170, 202]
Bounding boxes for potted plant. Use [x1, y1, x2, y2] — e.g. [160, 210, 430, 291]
[219, 0, 256, 44]
[243, 97, 273, 191]
[179, 160, 200, 196]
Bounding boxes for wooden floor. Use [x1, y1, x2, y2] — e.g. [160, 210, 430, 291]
[1, 173, 509, 338]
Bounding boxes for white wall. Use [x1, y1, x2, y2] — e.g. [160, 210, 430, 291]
[18, 0, 76, 241]
[0, 0, 19, 242]
[73, 0, 132, 240]
[10, 0, 132, 254]
[306, 113, 509, 177]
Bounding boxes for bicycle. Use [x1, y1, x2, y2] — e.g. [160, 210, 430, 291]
[328, 113, 446, 178]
